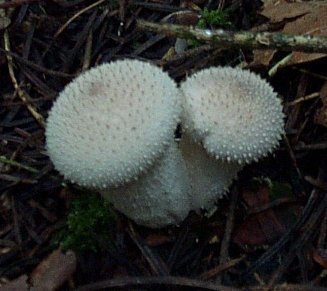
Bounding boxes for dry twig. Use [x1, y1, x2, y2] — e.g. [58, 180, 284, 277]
[3, 31, 45, 127]
[76, 276, 239, 291]
[137, 20, 327, 53]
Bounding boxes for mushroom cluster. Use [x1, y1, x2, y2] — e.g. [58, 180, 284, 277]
[46, 59, 284, 228]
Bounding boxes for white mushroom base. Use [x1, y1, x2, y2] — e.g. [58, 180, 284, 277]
[100, 141, 192, 228]
[180, 135, 242, 212]
[101, 137, 242, 228]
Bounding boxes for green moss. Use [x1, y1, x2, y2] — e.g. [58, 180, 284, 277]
[268, 181, 293, 200]
[198, 8, 232, 29]
[54, 193, 116, 252]
[188, 8, 232, 48]
[247, 177, 293, 200]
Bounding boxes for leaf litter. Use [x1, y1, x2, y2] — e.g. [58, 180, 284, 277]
[253, 0, 327, 67]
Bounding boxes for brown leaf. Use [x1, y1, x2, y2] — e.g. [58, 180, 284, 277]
[233, 186, 286, 247]
[0, 275, 29, 291]
[30, 249, 76, 291]
[146, 233, 171, 247]
[260, 1, 313, 23]
[314, 81, 327, 127]
[319, 81, 327, 106]
[282, 5, 327, 66]
[242, 186, 270, 207]
[313, 248, 327, 269]
[252, 49, 276, 66]
[314, 103, 327, 127]
[253, 1, 327, 66]
[171, 11, 199, 26]
[233, 215, 273, 246]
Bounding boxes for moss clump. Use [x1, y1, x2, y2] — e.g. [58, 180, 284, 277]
[268, 181, 293, 200]
[54, 193, 116, 252]
[197, 8, 232, 29]
[189, 8, 232, 48]
[247, 177, 293, 200]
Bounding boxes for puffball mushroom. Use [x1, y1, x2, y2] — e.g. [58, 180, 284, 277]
[45, 60, 283, 229]
[101, 140, 192, 228]
[180, 67, 284, 164]
[46, 59, 181, 189]
[180, 134, 242, 212]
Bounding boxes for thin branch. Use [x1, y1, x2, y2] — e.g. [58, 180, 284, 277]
[216, 185, 239, 283]
[127, 222, 170, 276]
[40, 0, 106, 59]
[199, 256, 245, 280]
[3, 30, 45, 127]
[0, 47, 74, 78]
[0, 156, 39, 174]
[75, 276, 327, 291]
[76, 276, 240, 291]
[268, 190, 327, 286]
[137, 20, 327, 53]
[286, 92, 320, 106]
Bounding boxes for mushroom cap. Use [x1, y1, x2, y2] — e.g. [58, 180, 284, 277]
[180, 134, 242, 212]
[101, 140, 192, 228]
[46, 60, 181, 189]
[180, 67, 284, 164]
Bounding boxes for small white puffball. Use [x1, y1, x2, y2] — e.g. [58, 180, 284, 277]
[100, 140, 192, 228]
[180, 134, 242, 212]
[46, 60, 181, 189]
[180, 66, 284, 164]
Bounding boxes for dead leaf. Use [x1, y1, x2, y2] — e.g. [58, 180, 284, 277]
[0, 275, 29, 291]
[282, 5, 327, 65]
[253, 1, 327, 66]
[313, 248, 327, 269]
[319, 81, 327, 105]
[314, 103, 327, 127]
[314, 81, 327, 127]
[260, 1, 313, 23]
[233, 215, 275, 246]
[168, 10, 199, 26]
[29, 249, 76, 291]
[146, 233, 171, 247]
[252, 49, 276, 66]
[233, 186, 286, 246]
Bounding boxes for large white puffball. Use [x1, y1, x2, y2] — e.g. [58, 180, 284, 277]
[46, 60, 181, 189]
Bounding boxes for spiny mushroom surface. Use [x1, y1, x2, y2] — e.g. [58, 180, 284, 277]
[180, 134, 242, 212]
[180, 67, 284, 164]
[46, 60, 181, 189]
[101, 140, 192, 228]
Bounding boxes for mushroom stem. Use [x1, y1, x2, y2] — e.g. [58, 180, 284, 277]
[101, 140, 192, 228]
[180, 134, 242, 212]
